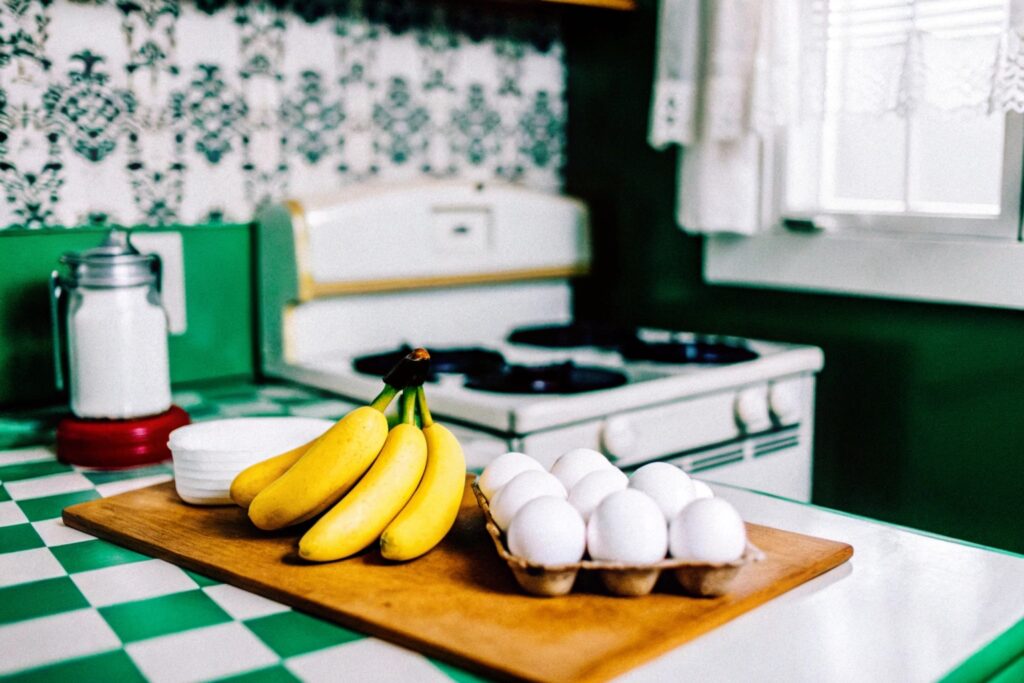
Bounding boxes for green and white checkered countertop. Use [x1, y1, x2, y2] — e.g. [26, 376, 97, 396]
[0, 384, 481, 682]
[3, 383, 1024, 683]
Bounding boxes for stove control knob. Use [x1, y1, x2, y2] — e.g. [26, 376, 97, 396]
[735, 387, 771, 434]
[602, 416, 637, 458]
[769, 382, 802, 426]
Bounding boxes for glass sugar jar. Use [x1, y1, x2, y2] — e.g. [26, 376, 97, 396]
[49, 229, 172, 419]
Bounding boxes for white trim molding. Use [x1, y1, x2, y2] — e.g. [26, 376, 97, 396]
[704, 230, 1024, 310]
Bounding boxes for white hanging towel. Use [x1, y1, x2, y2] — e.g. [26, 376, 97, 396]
[676, 135, 761, 235]
[649, 0, 794, 236]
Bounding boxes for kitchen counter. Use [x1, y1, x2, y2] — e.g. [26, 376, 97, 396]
[626, 486, 1024, 682]
[1, 383, 1022, 682]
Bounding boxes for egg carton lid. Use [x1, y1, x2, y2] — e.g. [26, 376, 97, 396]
[472, 482, 765, 597]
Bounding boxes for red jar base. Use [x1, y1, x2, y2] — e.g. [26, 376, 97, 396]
[56, 405, 191, 469]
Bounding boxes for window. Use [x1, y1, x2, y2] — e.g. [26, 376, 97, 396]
[785, 0, 1022, 238]
[705, 0, 1024, 309]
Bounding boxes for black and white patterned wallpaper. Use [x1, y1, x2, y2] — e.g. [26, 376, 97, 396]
[0, 0, 566, 229]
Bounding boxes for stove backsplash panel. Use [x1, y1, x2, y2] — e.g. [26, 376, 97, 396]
[0, 0, 565, 229]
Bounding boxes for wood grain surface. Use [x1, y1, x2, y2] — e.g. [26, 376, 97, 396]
[63, 479, 853, 683]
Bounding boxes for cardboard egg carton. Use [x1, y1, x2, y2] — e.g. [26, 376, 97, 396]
[472, 482, 764, 598]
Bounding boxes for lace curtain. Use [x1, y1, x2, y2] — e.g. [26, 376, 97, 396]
[649, 0, 1024, 235]
[814, 0, 1024, 117]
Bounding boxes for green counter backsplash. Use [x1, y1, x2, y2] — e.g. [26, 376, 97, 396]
[563, 0, 1024, 554]
[0, 226, 254, 408]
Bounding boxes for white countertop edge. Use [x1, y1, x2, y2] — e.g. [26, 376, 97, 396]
[615, 482, 1024, 683]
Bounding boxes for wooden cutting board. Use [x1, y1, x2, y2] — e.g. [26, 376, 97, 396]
[64, 479, 852, 683]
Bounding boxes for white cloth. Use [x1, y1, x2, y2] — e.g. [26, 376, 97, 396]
[989, 0, 1024, 113]
[650, 0, 791, 235]
[676, 135, 761, 235]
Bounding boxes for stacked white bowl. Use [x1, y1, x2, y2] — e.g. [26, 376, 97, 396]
[169, 417, 333, 505]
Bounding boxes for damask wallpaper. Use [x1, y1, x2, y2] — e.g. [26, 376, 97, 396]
[0, 0, 566, 229]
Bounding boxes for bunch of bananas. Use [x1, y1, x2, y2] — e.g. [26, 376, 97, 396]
[228, 349, 466, 562]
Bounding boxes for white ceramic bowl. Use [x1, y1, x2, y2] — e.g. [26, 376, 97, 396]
[169, 417, 332, 506]
[173, 475, 240, 490]
[177, 490, 233, 505]
[172, 451, 267, 465]
[173, 461, 262, 474]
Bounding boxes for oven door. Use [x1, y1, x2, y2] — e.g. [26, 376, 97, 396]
[654, 427, 811, 502]
[517, 376, 817, 502]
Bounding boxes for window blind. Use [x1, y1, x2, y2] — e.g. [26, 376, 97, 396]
[807, 0, 1015, 114]
[826, 0, 1007, 42]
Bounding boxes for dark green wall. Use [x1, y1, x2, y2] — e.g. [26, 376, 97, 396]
[564, 2, 1024, 553]
[0, 226, 255, 409]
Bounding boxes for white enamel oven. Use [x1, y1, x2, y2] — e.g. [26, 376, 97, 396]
[514, 374, 817, 499]
[288, 350, 821, 503]
[420, 371, 818, 502]
[256, 181, 823, 503]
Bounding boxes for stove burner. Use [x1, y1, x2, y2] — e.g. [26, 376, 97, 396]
[507, 322, 634, 349]
[619, 338, 758, 364]
[353, 345, 505, 381]
[509, 322, 759, 365]
[464, 362, 629, 395]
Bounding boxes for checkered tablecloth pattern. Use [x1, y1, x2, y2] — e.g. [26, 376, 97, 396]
[0, 385, 485, 682]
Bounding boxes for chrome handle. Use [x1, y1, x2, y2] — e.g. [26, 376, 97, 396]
[48, 271, 65, 391]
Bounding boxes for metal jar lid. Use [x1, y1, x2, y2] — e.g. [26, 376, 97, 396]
[59, 229, 160, 288]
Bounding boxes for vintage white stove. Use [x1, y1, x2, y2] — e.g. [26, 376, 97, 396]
[256, 182, 824, 501]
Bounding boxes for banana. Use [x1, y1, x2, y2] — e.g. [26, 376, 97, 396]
[299, 390, 427, 562]
[247, 386, 397, 531]
[229, 437, 317, 509]
[380, 386, 466, 561]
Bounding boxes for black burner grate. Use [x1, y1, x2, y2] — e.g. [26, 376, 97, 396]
[464, 362, 629, 395]
[353, 345, 505, 381]
[506, 322, 634, 349]
[507, 323, 759, 365]
[619, 338, 758, 364]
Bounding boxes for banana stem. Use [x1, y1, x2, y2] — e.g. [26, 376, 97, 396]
[370, 384, 399, 412]
[416, 386, 434, 428]
[400, 389, 417, 425]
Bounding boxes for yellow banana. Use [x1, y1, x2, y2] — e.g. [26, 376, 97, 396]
[299, 391, 427, 562]
[229, 437, 318, 509]
[380, 387, 466, 561]
[247, 386, 397, 531]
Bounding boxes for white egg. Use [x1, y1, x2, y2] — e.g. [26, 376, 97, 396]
[628, 462, 696, 521]
[568, 468, 628, 522]
[507, 496, 586, 565]
[586, 489, 668, 564]
[669, 497, 746, 563]
[490, 469, 567, 531]
[550, 447, 615, 491]
[478, 451, 544, 500]
[692, 479, 714, 500]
